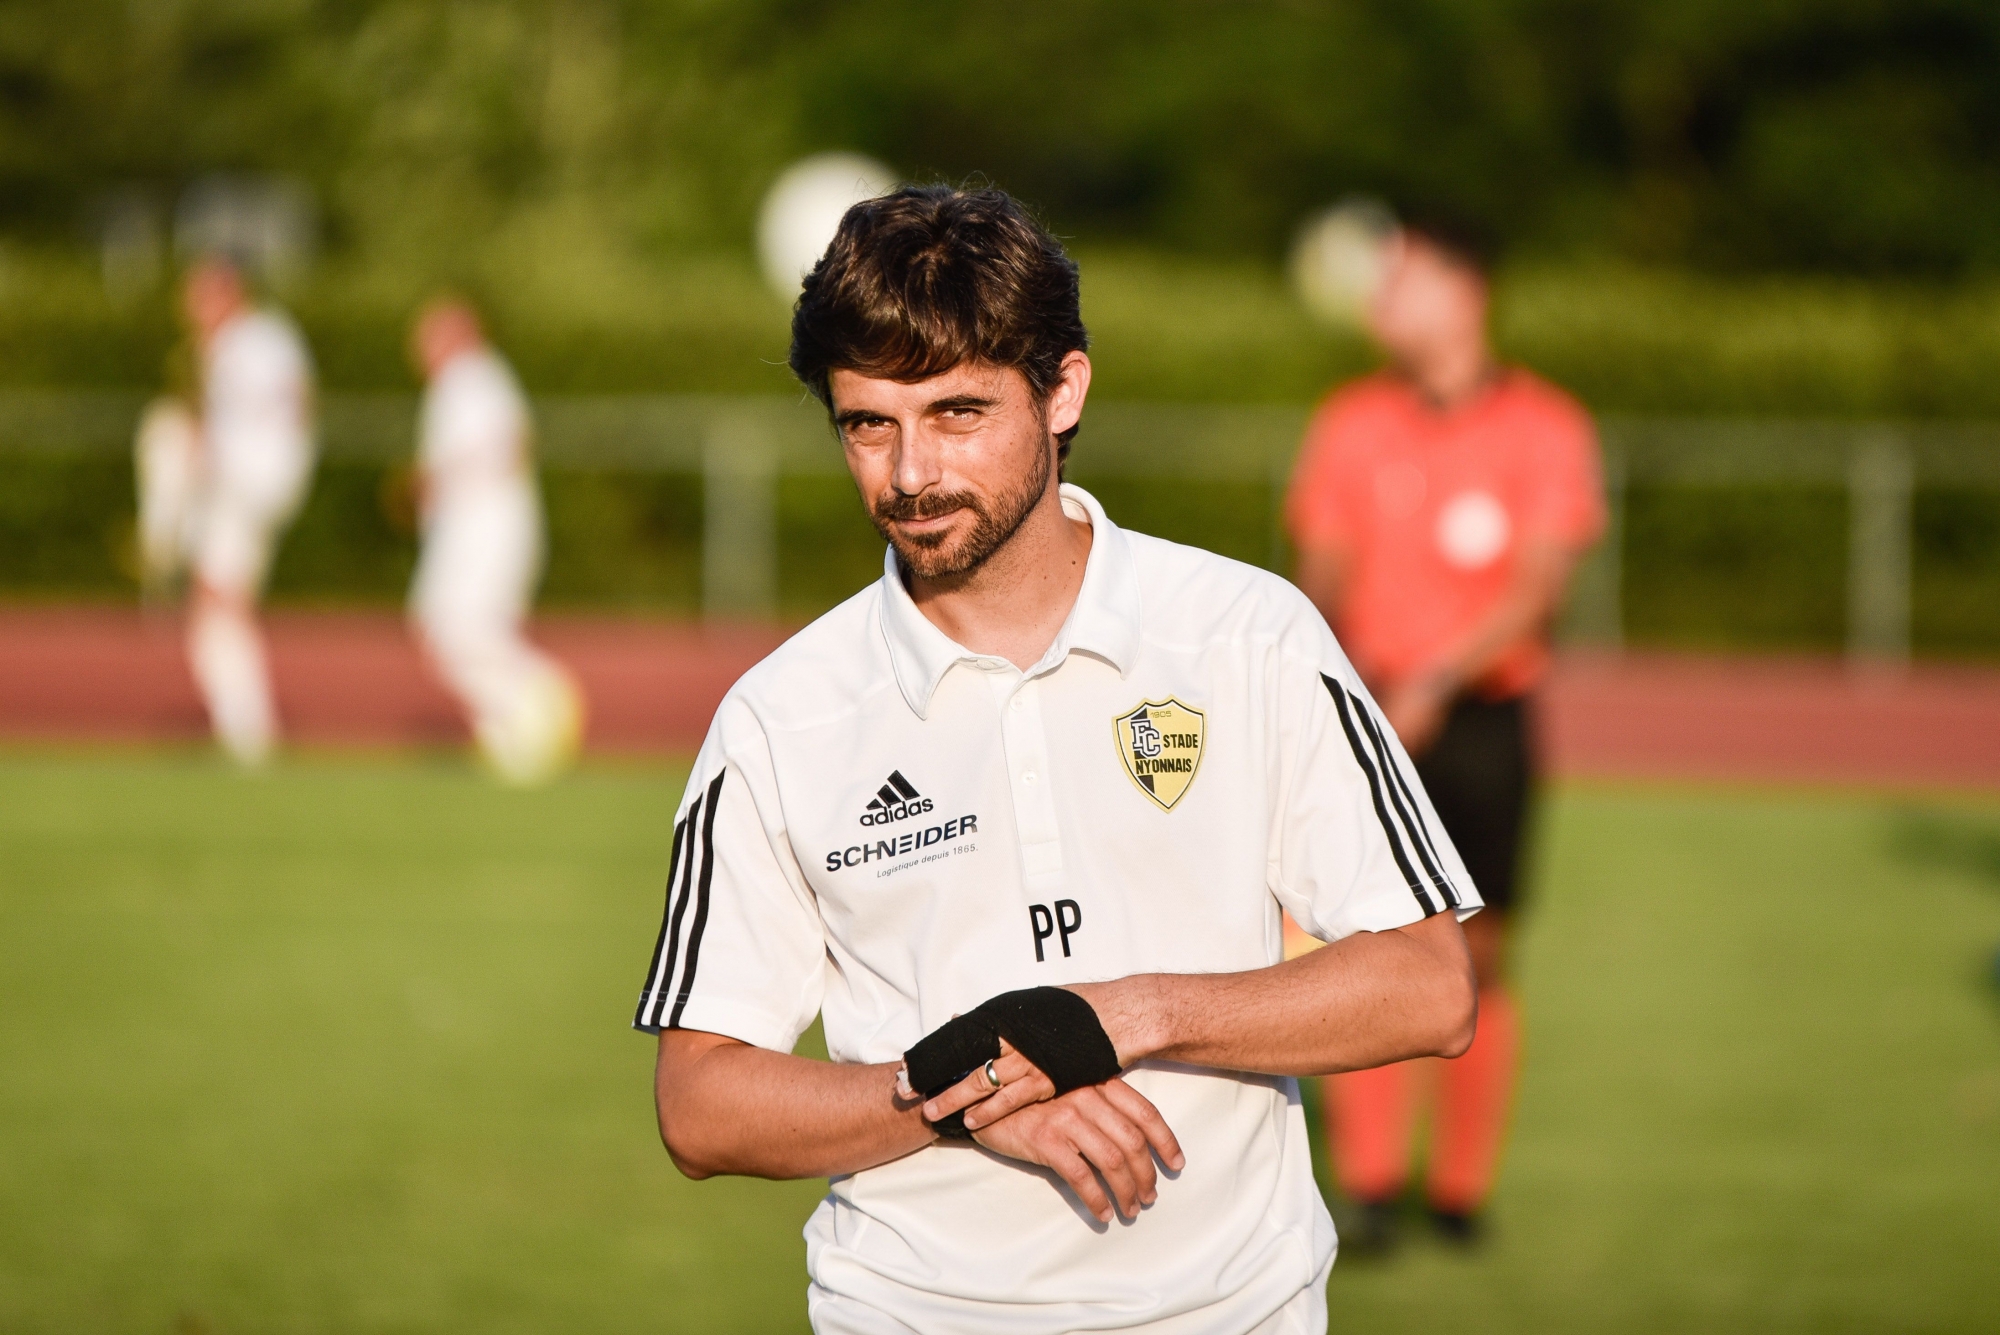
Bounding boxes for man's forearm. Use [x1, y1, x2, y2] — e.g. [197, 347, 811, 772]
[655, 1031, 934, 1180]
[1423, 538, 1574, 695]
[1078, 912, 1476, 1078]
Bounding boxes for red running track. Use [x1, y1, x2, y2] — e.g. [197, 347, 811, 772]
[2, 606, 1997, 790]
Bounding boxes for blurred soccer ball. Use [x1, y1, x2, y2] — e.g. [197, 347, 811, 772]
[1289, 197, 1398, 328]
[757, 153, 898, 303]
[477, 663, 584, 787]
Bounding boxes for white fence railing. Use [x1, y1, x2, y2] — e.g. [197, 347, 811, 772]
[5, 391, 1998, 664]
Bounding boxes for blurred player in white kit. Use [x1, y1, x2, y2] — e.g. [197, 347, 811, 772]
[170, 257, 317, 766]
[407, 298, 582, 785]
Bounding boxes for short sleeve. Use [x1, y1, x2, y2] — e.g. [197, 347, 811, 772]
[1268, 603, 1483, 943]
[1516, 387, 1606, 551]
[631, 697, 827, 1051]
[1284, 393, 1368, 554]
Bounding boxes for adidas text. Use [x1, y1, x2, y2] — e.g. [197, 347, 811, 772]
[860, 797, 932, 826]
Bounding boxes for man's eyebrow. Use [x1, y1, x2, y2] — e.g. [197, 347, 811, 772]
[925, 394, 999, 413]
[832, 393, 998, 428]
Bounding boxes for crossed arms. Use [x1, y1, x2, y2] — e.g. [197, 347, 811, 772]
[654, 910, 1474, 1224]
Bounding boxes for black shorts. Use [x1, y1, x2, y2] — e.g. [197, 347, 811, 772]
[1411, 694, 1536, 914]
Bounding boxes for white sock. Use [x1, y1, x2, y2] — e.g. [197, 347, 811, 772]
[189, 605, 277, 767]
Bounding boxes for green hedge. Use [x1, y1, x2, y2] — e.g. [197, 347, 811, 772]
[1622, 487, 1851, 651]
[11, 248, 2000, 417]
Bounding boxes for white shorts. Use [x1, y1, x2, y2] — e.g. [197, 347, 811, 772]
[193, 491, 285, 599]
[411, 486, 542, 641]
[190, 436, 312, 599]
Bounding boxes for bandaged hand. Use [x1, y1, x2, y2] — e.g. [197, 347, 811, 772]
[902, 986, 1123, 1138]
[900, 986, 1180, 1223]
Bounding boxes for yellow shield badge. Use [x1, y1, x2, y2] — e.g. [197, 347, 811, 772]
[1114, 699, 1206, 811]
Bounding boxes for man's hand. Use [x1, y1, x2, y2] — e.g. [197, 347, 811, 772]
[967, 1078, 1185, 1224]
[917, 1037, 1186, 1224]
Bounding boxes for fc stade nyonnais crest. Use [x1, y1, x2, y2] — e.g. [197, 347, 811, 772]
[1114, 699, 1205, 811]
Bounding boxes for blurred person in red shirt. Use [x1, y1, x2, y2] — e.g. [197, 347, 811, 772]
[1285, 209, 1604, 1250]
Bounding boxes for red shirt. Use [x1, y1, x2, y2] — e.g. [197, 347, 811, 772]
[1285, 369, 1604, 700]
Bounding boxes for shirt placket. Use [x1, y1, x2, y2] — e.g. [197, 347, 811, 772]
[988, 667, 1064, 895]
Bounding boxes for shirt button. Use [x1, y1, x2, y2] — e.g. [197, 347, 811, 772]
[1011, 697, 1025, 711]
[1023, 771, 1037, 784]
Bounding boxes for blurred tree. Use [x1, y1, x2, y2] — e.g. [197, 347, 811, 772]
[776, 0, 2000, 272]
[0, 0, 1995, 275]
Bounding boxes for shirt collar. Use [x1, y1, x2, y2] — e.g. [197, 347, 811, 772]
[879, 483, 1143, 719]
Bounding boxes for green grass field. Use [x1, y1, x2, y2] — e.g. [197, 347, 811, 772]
[3, 750, 1997, 1334]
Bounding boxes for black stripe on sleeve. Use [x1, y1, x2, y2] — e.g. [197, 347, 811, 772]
[1354, 699, 1462, 910]
[1377, 736, 1462, 910]
[667, 770, 728, 1029]
[644, 790, 704, 1030]
[632, 813, 691, 1030]
[1323, 673, 1440, 916]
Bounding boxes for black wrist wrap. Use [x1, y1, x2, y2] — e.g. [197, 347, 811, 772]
[904, 987, 1122, 1139]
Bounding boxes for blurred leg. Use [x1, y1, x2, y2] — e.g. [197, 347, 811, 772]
[414, 503, 578, 785]
[1413, 696, 1533, 1229]
[188, 497, 280, 767]
[1328, 1061, 1415, 1204]
[1428, 957, 1519, 1215]
[427, 624, 581, 785]
[188, 595, 275, 767]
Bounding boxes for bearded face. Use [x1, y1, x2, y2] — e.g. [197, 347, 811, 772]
[831, 358, 1076, 585]
[866, 429, 1051, 579]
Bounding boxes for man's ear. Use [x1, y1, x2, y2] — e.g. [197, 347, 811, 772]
[1045, 351, 1092, 439]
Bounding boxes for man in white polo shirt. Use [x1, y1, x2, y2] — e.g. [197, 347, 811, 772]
[635, 186, 1479, 1335]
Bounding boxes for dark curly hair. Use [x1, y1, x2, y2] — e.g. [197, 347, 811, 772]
[1396, 201, 1502, 277]
[788, 185, 1090, 457]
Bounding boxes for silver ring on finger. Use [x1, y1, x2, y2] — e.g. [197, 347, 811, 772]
[983, 1058, 1003, 1090]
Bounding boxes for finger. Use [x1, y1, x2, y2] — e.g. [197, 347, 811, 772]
[1071, 1089, 1158, 1206]
[922, 1074, 995, 1121]
[1099, 1077, 1186, 1172]
[924, 1050, 1048, 1121]
[1062, 1107, 1145, 1220]
[1046, 1136, 1115, 1224]
[993, 1048, 1040, 1082]
[1056, 1093, 1150, 1217]
[960, 1067, 1056, 1130]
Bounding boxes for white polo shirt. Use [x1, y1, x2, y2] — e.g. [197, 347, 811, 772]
[417, 347, 531, 511]
[411, 347, 541, 629]
[203, 308, 314, 516]
[633, 485, 1478, 1335]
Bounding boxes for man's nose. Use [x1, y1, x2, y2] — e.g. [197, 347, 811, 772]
[891, 431, 944, 495]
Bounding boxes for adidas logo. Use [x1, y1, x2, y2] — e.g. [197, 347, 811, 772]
[859, 770, 933, 826]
